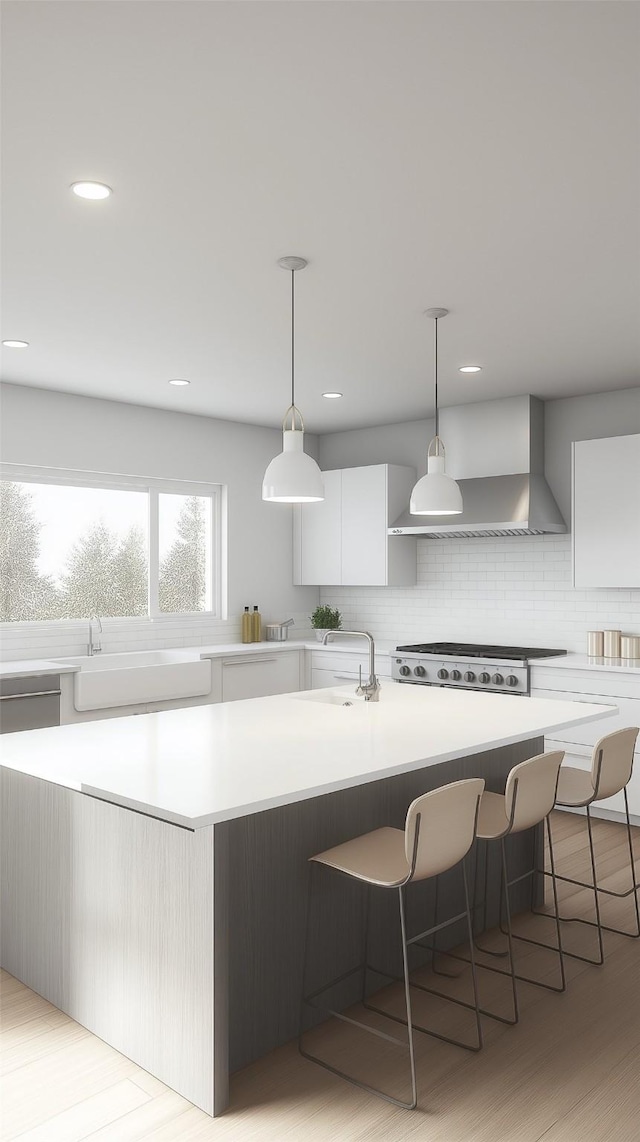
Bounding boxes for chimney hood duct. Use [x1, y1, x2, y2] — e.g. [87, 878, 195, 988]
[389, 395, 566, 538]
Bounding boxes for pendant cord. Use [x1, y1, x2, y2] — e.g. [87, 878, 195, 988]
[434, 316, 439, 439]
[291, 269, 295, 410]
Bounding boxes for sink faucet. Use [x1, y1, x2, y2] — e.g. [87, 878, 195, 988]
[322, 630, 381, 702]
[88, 615, 103, 656]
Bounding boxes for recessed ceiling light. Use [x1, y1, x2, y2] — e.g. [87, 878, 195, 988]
[459, 365, 482, 373]
[168, 378, 190, 386]
[2, 339, 29, 349]
[322, 392, 343, 399]
[71, 181, 112, 200]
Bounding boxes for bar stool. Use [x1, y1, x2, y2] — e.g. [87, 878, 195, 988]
[538, 727, 640, 965]
[299, 777, 485, 1110]
[441, 750, 565, 1025]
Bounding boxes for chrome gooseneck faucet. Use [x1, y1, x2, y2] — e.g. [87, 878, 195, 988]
[322, 630, 381, 702]
[88, 615, 103, 656]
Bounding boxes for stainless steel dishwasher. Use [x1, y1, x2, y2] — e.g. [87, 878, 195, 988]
[0, 675, 61, 734]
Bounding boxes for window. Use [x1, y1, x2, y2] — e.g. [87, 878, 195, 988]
[158, 494, 213, 614]
[0, 467, 222, 623]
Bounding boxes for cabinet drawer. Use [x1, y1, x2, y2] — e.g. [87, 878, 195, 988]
[311, 667, 362, 691]
[0, 675, 61, 734]
[309, 651, 390, 677]
[532, 688, 636, 750]
[221, 653, 301, 702]
[531, 668, 640, 700]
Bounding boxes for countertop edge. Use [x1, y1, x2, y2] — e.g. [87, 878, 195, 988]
[71, 701, 618, 829]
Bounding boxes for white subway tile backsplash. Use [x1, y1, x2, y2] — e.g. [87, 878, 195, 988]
[320, 534, 640, 652]
[0, 612, 314, 662]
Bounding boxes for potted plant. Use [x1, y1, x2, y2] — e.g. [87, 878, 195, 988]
[310, 605, 342, 642]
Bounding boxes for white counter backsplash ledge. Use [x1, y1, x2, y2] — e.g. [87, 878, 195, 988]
[321, 534, 640, 654]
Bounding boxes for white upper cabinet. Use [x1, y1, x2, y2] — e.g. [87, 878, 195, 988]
[294, 464, 417, 587]
[572, 434, 640, 588]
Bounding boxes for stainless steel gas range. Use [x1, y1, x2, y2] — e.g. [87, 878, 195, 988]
[392, 642, 567, 696]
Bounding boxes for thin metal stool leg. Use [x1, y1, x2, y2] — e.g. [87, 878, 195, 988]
[585, 806, 605, 962]
[531, 815, 604, 965]
[433, 841, 519, 1027]
[432, 871, 461, 979]
[478, 824, 566, 994]
[473, 837, 508, 958]
[499, 837, 520, 1022]
[299, 870, 419, 1110]
[623, 789, 640, 937]
[463, 860, 483, 1050]
[398, 887, 418, 1110]
[557, 792, 640, 939]
[545, 813, 567, 990]
[361, 885, 371, 1003]
[365, 859, 485, 1050]
[551, 806, 605, 964]
[298, 862, 315, 1048]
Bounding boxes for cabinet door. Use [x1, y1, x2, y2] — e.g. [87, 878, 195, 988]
[294, 469, 342, 585]
[573, 435, 640, 587]
[341, 465, 387, 585]
[221, 653, 301, 702]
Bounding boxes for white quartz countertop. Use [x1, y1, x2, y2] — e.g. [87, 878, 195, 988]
[0, 639, 394, 682]
[532, 653, 640, 676]
[0, 684, 615, 829]
[0, 659, 80, 681]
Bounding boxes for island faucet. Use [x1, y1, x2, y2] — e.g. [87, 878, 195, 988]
[322, 630, 381, 702]
[88, 614, 103, 656]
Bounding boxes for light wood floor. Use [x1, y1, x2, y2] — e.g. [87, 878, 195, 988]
[2, 810, 639, 1142]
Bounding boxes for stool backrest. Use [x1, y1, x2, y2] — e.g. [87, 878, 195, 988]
[505, 751, 564, 834]
[404, 778, 484, 883]
[591, 727, 638, 800]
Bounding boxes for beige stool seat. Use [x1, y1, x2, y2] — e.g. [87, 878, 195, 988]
[476, 792, 511, 840]
[556, 766, 593, 807]
[312, 827, 409, 887]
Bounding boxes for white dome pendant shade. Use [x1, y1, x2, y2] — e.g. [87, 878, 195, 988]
[410, 437, 463, 514]
[262, 257, 324, 504]
[410, 307, 463, 516]
[262, 408, 324, 502]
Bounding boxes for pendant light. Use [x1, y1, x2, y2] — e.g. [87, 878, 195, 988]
[410, 307, 463, 515]
[262, 257, 324, 503]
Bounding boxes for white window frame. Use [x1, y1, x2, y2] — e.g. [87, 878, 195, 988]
[0, 463, 226, 628]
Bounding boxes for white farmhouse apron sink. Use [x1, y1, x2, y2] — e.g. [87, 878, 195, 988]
[55, 650, 212, 711]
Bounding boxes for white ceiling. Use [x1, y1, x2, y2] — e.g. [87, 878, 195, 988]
[1, 1, 639, 433]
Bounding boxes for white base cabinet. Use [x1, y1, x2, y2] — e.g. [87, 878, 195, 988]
[531, 664, 640, 819]
[221, 652, 302, 703]
[294, 464, 417, 586]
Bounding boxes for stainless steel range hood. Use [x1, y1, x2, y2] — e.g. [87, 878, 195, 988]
[389, 395, 566, 538]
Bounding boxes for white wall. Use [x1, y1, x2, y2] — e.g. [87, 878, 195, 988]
[318, 416, 434, 480]
[317, 387, 640, 652]
[0, 383, 319, 658]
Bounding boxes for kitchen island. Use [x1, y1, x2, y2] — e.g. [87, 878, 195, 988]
[0, 684, 614, 1115]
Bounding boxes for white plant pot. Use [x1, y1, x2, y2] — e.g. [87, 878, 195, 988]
[315, 629, 330, 642]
